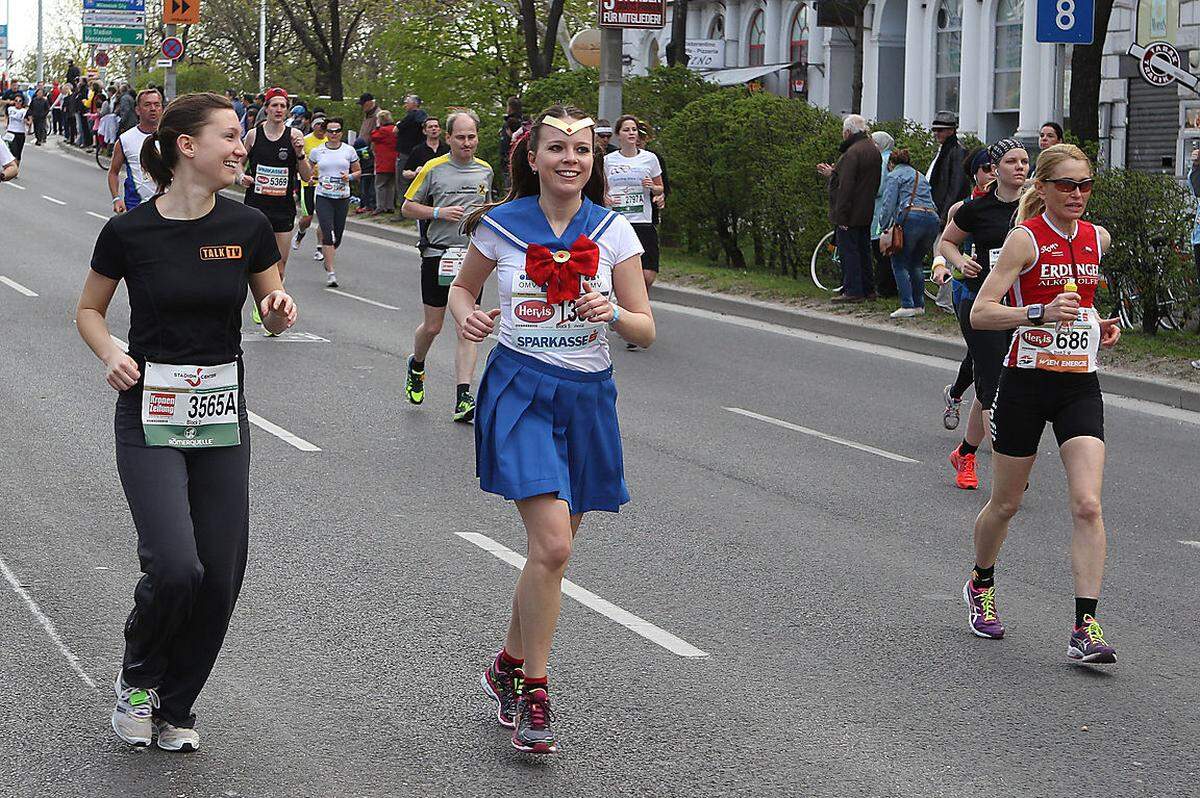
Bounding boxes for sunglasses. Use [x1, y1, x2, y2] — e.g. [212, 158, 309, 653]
[1046, 178, 1094, 194]
[326, 127, 343, 134]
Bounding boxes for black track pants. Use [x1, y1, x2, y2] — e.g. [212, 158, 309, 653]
[114, 393, 251, 728]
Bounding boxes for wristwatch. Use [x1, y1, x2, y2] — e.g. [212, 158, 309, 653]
[1026, 303, 1045, 324]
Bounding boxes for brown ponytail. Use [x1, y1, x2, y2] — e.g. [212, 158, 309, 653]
[140, 91, 235, 192]
[464, 103, 606, 234]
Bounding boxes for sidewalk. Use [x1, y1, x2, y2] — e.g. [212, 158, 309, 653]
[61, 139, 1200, 412]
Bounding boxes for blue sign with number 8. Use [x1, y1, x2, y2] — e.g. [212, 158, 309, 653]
[1036, 0, 1094, 43]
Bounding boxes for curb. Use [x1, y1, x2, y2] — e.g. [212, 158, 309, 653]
[58, 139, 1200, 412]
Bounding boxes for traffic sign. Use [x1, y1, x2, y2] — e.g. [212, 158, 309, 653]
[161, 36, 184, 60]
[82, 26, 146, 46]
[1036, 0, 1095, 44]
[163, 0, 200, 24]
[83, 10, 146, 25]
[94, 49, 110, 67]
[85, 0, 144, 8]
[155, 58, 174, 69]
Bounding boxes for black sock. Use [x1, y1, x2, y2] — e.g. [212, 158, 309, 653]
[295, 228, 306, 241]
[1075, 597, 1098, 628]
[457, 383, 470, 400]
[411, 359, 424, 372]
[958, 440, 979, 456]
[972, 564, 994, 589]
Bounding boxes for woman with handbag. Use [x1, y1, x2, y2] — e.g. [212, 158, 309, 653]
[878, 149, 940, 317]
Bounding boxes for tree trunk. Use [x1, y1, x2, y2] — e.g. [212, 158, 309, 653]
[541, 0, 566, 75]
[666, 0, 690, 67]
[520, 0, 546, 78]
[717, 218, 745, 268]
[1067, 0, 1115, 144]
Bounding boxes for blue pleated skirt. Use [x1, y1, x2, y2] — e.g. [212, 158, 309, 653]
[475, 344, 629, 514]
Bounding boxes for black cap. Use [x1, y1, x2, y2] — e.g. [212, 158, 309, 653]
[357, 93, 374, 105]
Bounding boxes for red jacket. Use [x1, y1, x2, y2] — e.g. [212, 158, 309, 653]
[370, 124, 398, 174]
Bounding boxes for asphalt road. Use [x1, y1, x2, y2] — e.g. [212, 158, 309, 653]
[1, 140, 1197, 798]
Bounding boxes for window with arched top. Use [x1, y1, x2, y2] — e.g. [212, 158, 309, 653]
[935, 0, 962, 113]
[748, 9, 766, 67]
[993, 0, 1023, 111]
[709, 14, 724, 38]
[789, 5, 809, 98]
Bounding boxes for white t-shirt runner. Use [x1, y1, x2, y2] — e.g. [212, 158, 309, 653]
[308, 142, 359, 199]
[6, 107, 27, 134]
[471, 196, 643, 372]
[603, 149, 662, 225]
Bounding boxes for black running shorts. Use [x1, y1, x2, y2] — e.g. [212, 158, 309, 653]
[298, 185, 316, 217]
[632, 222, 660, 272]
[421, 255, 482, 309]
[990, 367, 1105, 457]
[255, 202, 296, 234]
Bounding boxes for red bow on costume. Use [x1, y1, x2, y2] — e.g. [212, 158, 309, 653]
[525, 236, 600, 304]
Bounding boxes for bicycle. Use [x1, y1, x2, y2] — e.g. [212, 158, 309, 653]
[95, 137, 114, 171]
[811, 228, 942, 303]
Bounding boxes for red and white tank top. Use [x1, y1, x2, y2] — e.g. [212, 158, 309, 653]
[1004, 214, 1104, 372]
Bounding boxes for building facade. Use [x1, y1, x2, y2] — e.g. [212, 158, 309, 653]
[622, 0, 1200, 176]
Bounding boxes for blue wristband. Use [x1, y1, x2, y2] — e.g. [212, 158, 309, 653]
[609, 303, 621, 327]
[433, 207, 440, 220]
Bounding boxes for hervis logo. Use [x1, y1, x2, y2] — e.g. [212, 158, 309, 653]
[199, 245, 243, 261]
[1022, 329, 1054, 348]
[514, 300, 555, 323]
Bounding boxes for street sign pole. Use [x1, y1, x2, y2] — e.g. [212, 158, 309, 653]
[598, 27, 622, 122]
[36, 0, 44, 83]
[164, 22, 176, 101]
[258, 0, 265, 92]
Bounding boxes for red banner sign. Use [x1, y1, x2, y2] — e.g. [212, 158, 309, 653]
[599, 0, 665, 29]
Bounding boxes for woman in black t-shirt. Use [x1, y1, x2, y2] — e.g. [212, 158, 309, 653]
[76, 92, 297, 752]
[935, 139, 1028, 490]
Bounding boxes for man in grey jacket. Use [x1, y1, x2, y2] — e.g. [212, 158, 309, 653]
[818, 114, 882, 302]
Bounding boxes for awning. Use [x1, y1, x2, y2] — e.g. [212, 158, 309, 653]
[699, 62, 796, 86]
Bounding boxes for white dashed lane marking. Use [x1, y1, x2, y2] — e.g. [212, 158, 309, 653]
[724, 406, 920, 464]
[1, 276, 38, 296]
[41, 195, 66, 205]
[456, 532, 709, 658]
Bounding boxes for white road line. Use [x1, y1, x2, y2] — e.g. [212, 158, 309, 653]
[456, 532, 709, 658]
[0, 276, 38, 296]
[724, 406, 920, 464]
[1181, 541, 1200, 549]
[326, 289, 399, 310]
[247, 411, 321, 452]
[1, 180, 26, 189]
[0, 556, 99, 692]
[42, 194, 67, 205]
[86, 211, 109, 221]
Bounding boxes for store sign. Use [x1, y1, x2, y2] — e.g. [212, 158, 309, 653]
[1035, 0, 1095, 44]
[1124, 0, 1198, 91]
[684, 40, 725, 70]
[599, 0, 665, 29]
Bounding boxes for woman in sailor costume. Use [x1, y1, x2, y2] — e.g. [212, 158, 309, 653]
[449, 104, 655, 754]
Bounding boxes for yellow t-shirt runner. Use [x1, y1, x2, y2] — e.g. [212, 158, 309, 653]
[299, 130, 326, 217]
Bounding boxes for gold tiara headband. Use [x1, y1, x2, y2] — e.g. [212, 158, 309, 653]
[540, 116, 595, 136]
